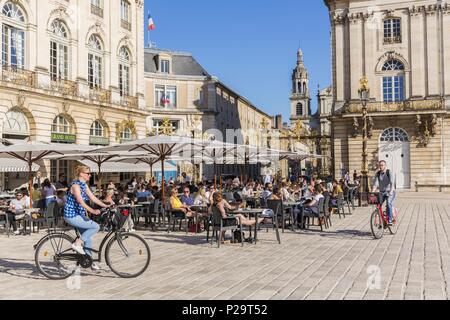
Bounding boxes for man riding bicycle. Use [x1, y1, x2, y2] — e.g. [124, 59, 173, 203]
[371, 160, 396, 226]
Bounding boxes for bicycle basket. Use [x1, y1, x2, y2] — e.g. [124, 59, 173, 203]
[368, 194, 379, 205]
[111, 210, 128, 230]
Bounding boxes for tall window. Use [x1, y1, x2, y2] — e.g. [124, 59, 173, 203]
[50, 20, 69, 81]
[121, 0, 130, 22]
[1, 2, 25, 68]
[296, 103, 303, 116]
[118, 46, 131, 96]
[155, 85, 177, 108]
[2, 110, 29, 139]
[88, 35, 103, 89]
[384, 18, 401, 44]
[52, 116, 71, 134]
[91, 0, 103, 17]
[382, 59, 405, 103]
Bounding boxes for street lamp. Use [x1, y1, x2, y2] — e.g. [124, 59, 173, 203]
[358, 77, 370, 201]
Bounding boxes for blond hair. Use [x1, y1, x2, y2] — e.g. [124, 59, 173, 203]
[74, 165, 90, 178]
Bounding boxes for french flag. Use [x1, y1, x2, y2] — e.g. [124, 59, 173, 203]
[148, 12, 155, 30]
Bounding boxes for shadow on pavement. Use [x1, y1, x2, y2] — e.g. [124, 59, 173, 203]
[143, 233, 209, 246]
[298, 229, 374, 240]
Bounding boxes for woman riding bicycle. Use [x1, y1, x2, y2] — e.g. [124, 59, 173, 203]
[64, 165, 110, 270]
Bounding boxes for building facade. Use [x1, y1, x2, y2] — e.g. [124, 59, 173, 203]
[144, 48, 277, 180]
[325, 0, 450, 189]
[0, 0, 147, 189]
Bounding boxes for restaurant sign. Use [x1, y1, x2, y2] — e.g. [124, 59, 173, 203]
[51, 133, 76, 143]
[89, 136, 110, 146]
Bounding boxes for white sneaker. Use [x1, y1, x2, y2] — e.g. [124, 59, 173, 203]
[71, 243, 86, 255]
[129, 228, 136, 233]
[91, 263, 101, 272]
[13, 230, 21, 235]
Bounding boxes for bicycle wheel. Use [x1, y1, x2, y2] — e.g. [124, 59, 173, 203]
[388, 208, 399, 235]
[370, 209, 385, 239]
[35, 233, 78, 280]
[105, 232, 151, 278]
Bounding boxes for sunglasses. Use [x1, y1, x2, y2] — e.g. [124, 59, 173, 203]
[83, 172, 92, 176]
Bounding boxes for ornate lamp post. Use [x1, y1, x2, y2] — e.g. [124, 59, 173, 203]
[358, 77, 370, 200]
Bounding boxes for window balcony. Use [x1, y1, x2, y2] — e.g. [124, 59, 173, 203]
[91, 4, 103, 18]
[1, 65, 35, 87]
[121, 20, 131, 31]
[383, 36, 402, 45]
[89, 87, 111, 104]
[121, 94, 138, 108]
[50, 78, 78, 96]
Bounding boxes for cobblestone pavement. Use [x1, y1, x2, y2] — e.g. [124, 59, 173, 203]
[0, 191, 449, 300]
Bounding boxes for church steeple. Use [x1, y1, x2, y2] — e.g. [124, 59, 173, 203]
[290, 48, 311, 121]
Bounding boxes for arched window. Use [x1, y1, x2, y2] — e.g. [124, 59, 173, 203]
[50, 20, 69, 81]
[380, 128, 409, 143]
[88, 35, 103, 89]
[52, 115, 72, 134]
[296, 103, 303, 116]
[2, 110, 29, 138]
[1, 2, 26, 68]
[382, 59, 405, 103]
[121, 127, 132, 140]
[118, 46, 131, 96]
[2, 2, 25, 22]
[90, 120, 105, 137]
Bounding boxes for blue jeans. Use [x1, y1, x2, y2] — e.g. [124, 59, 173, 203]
[64, 215, 99, 256]
[379, 191, 396, 223]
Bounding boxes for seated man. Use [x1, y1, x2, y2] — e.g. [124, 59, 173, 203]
[8, 191, 31, 235]
[169, 188, 194, 218]
[180, 187, 194, 206]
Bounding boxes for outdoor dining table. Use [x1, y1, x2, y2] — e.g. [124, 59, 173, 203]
[231, 208, 265, 243]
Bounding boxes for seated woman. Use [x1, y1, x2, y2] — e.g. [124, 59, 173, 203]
[330, 179, 343, 207]
[210, 192, 265, 243]
[169, 188, 195, 218]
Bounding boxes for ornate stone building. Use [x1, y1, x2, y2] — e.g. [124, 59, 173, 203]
[144, 48, 276, 180]
[0, 0, 147, 189]
[325, 0, 450, 189]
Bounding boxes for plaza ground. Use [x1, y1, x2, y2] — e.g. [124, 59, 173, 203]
[0, 191, 449, 300]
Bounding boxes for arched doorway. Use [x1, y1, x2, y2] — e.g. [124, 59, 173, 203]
[379, 128, 411, 189]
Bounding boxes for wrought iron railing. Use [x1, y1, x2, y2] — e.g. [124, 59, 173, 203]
[1, 65, 35, 87]
[89, 87, 111, 104]
[91, 4, 103, 18]
[121, 95, 138, 108]
[344, 99, 445, 114]
[50, 78, 78, 96]
[121, 20, 131, 31]
[383, 36, 402, 45]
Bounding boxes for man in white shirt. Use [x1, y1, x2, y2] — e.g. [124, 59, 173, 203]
[263, 173, 272, 185]
[8, 191, 30, 235]
[182, 172, 192, 184]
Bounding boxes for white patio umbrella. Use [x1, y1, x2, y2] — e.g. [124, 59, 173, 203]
[0, 140, 90, 207]
[45, 151, 147, 191]
[97, 135, 203, 201]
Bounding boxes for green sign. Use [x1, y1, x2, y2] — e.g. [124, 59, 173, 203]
[89, 136, 110, 146]
[51, 133, 76, 143]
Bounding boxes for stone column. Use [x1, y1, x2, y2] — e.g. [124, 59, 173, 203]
[442, 8, 450, 96]
[425, 7, 440, 97]
[410, 7, 426, 98]
[333, 12, 346, 110]
[349, 13, 364, 100]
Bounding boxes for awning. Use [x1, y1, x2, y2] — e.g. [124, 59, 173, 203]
[79, 160, 177, 173]
[0, 158, 40, 173]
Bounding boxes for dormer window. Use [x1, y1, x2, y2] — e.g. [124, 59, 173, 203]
[160, 59, 170, 73]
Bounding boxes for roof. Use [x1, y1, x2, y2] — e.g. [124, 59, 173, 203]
[144, 48, 210, 77]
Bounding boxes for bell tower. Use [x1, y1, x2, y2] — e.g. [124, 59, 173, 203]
[290, 49, 311, 124]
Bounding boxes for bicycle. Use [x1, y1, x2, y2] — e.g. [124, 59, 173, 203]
[368, 192, 399, 239]
[34, 207, 151, 280]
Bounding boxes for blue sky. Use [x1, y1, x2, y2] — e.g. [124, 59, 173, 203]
[144, 0, 331, 122]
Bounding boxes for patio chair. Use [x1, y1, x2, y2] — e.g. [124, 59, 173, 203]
[166, 202, 190, 234]
[263, 200, 282, 243]
[302, 198, 326, 231]
[31, 201, 58, 232]
[336, 192, 348, 219]
[136, 202, 156, 231]
[0, 212, 10, 237]
[323, 195, 332, 229]
[343, 188, 353, 214]
[210, 205, 243, 248]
